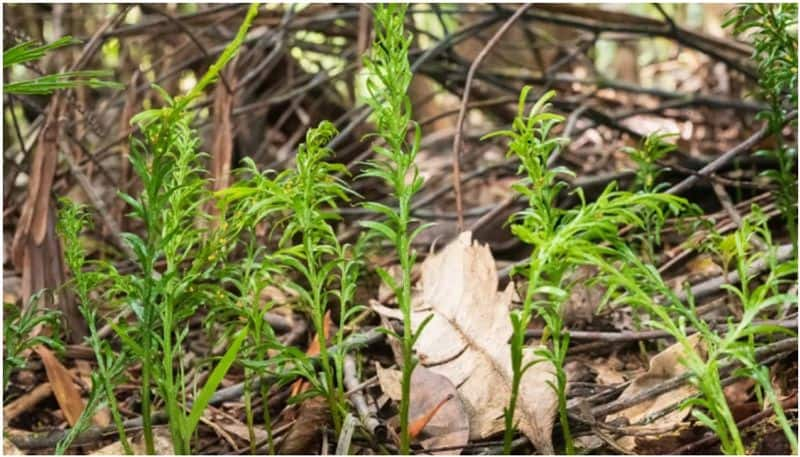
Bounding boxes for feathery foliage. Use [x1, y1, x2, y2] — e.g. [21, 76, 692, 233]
[3, 36, 122, 95]
[485, 88, 687, 453]
[360, 4, 430, 453]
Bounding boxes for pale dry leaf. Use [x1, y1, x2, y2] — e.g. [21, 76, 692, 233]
[376, 364, 470, 454]
[277, 396, 329, 455]
[562, 265, 605, 327]
[588, 356, 627, 386]
[92, 426, 173, 454]
[223, 423, 269, 444]
[3, 435, 24, 455]
[374, 231, 558, 453]
[606, 334, 704, 452]
[33, 346, 84, 426]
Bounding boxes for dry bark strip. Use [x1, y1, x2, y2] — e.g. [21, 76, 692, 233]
[3, 383, 53, 423]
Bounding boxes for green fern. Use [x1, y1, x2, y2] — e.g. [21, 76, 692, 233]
[486, 87, 687, 454]
[360, 4, 431, 453]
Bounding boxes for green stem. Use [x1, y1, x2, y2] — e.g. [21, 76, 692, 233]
[244, 369, 256, 454]
[261, 381, 275, 455]
[503, 327, 524, 454]
[140, 285, 155, 454]
[398, 231, 413, 455]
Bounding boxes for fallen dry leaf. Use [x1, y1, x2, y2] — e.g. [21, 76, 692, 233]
[93, 426, 173, 454]
[210, 65, 236, 195]
[34, 346, 84, 426]
[376, 364, 469, 454]
[587, 355, 627, 386]
[278, 396, 329, 455]
[374, 231, 558, 453]
[606, 334, 704, 452]
[3, 434, 24, 455]
[686, 255, 723, 281]
[562, 265, 605, 327]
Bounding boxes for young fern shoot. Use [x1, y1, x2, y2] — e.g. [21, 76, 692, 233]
[360, 4, 430, 454]
[587, 207, 796, 455]
[276, 121, 360, 433]
[56, 201, 132, 454]
[216, 121, 364, 435]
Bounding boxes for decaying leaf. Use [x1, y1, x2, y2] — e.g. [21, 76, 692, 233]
[606, 334, 704, 452]
[376, 364, 469, 454]
[374, 231, 558, 453]
[686, 254, 723, 281]
[92, 426, 173, 454]
[562, 265, 605, 327]
[33, 346, 84, 426]
[278, 396, 329, 455]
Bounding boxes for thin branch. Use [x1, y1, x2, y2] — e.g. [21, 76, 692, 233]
[451, 3, 532, 231]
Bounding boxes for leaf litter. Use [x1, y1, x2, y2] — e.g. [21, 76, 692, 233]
[375, 231, 558, 453]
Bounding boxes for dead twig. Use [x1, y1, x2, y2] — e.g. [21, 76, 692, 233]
[451, 3, 532, 231]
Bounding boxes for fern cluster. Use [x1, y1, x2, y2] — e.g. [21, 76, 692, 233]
[590, 205, 797, 454]
[488, 88, 687, 453]
[56, 201, 132, 453]
[56, 5, 260, 454]
[218, 121, 364, 435]
[2, 293, 63, 393]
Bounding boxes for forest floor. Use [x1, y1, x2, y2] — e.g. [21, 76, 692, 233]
[2, 4, 798, 455]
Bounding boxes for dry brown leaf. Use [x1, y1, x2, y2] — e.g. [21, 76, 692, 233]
[34, 345, 84, 426]
[724, 377, 755, 406]
[92, 426, 173, 454]
[12, 95, 63, 255]
[606, 334, 704, 452]
[686, 254, 723, 281]
[562, 265, 605, 327]
[374, 231, 558, 453]
[278, 396, 329, 454]
[3, 435, 24, 455]
[376, 364, 469, 454]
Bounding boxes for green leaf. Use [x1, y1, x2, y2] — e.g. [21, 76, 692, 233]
[361, 220, 396, 243]
[186, 327, 248, 438]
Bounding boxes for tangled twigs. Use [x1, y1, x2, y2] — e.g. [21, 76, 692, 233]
[666, 110, 795, 195]
[344, 355, 386, 441]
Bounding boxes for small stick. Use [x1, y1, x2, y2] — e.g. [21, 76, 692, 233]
[451, 3, 532, 231]
[343, 355, 385, 441]
[664, 111, 800, 195]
